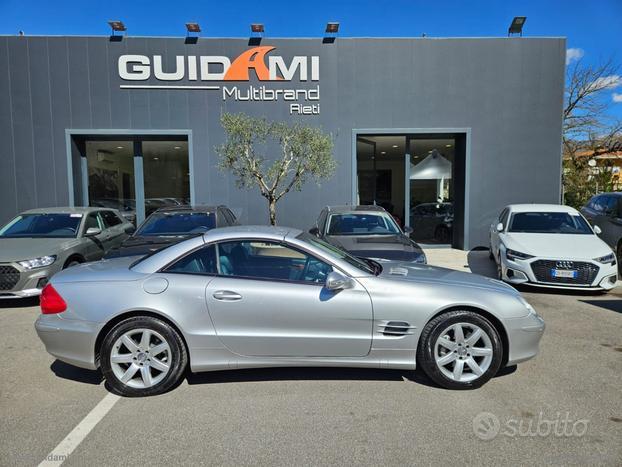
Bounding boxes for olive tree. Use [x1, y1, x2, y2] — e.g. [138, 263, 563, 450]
[217, 112, 336, 225]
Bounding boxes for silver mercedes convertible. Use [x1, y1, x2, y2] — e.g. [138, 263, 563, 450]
[35, 226, 545, 397]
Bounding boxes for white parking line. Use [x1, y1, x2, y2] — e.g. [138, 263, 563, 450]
[38, 393, 121, 466]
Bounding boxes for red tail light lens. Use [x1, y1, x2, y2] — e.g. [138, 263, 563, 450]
[40, 284, 67, 314]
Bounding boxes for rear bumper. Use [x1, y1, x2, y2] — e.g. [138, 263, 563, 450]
[35, 314, 100, 370]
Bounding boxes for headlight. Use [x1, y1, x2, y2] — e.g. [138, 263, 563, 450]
[506, 249, 534, 261]
[415, 253, 427, 264]
[517, 295, 536, 315]
[594, 253, 616, 265]
[18, 255, 57, 269]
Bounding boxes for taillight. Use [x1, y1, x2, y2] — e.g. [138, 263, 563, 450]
[40, 284, 67, 314]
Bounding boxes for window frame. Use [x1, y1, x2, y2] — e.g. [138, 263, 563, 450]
[160, 238, 335, 286]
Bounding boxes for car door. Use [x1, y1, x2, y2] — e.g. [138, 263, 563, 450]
[81, 211, 109, 261]
[599, 195, 622, 248]
[99, 210, 130, 250]
[490, 208, 508, 257]
[205, 239, 373, 358]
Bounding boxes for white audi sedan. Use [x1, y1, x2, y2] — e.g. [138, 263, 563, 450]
[489, 204, 618, 291]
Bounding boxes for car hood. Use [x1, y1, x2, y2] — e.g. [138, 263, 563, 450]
[503, 233, 612, 259]
[0, 237, 80, 262]
[326, 234, 424, 262]
[105, 235, 192, 259]
[376, 260, 518, 295]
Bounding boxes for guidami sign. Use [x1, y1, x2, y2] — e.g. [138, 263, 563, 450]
[118, 46, 321, 115]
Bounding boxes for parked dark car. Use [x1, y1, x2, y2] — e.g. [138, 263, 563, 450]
[581, 192, 622, 268]
[105, 205, 238, 258]
[310, 205, 426, 264]
[410, 202, 453, 243]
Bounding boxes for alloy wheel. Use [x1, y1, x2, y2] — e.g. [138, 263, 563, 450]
[434, 322, 494, 383]
[110, 328, 172, 389]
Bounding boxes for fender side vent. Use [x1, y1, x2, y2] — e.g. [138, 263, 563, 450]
[378, 321, 416, 336]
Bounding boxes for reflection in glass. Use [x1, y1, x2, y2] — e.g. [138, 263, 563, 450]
[142, 141, 190, 217]
[85, 141, 136, 225]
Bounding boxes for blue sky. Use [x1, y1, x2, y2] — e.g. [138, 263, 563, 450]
[1, 0, 621, 117]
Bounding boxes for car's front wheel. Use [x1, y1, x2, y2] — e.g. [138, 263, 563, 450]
[100, 316, 187, 397]
[417, 310, 503, 389]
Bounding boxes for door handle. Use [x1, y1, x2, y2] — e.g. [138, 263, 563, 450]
[212, 290, 242, 301]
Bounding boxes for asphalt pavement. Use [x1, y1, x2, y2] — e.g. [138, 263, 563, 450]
[0, 250, 621, 466]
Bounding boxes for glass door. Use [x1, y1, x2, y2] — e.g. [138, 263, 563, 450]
[81, 137, 190, 225]
[407, 136, 456, 244]
[85, 141, 137, 225]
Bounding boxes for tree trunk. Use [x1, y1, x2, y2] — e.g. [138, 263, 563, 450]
[268, 198, 277, 225]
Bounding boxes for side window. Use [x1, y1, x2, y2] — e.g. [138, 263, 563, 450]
[317, 209, 328, 233]
[84, 212, 103, 231]
[225, 209, 237, 225]
[216, 240, 332, 284]
[100, 210, 122, 228]
[591, 196, 605, 213]
[499, 209, 510, 227]
[164, 245, 217, 275]
[605, 196, 618, 214]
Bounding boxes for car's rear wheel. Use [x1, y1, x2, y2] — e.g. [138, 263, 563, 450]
[101, 316, 187, 397]
[617, 241, 622, 275]
[417, 310, 503, 389]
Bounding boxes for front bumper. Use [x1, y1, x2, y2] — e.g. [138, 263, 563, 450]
[500, 256, 618, 291]
[0, 262, 59, 298]
[505, 311, 546, 366]
[35, 314, 100, 370]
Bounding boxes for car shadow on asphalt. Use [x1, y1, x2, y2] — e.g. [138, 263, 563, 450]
[579, 300, 622, 314]
[51, 360, 103, 385]
[0, 297, 39, 309]
[185, 364, 517, 389]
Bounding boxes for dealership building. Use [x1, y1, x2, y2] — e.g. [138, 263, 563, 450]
[0, 34, 565, 249]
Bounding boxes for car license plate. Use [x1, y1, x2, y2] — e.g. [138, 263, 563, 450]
[551, 269, 577, 279]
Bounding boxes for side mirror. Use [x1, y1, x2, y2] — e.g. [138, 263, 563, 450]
[404, 226, 414, 234]
[309, 227, 320, 237]
[593, 225, 602, 235]
[85, 227, 102, 237]
[325, 271, 353, 291]
[496, 223, 504, 232]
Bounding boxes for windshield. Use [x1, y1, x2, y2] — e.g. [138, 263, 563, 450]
[298, 233, 376, 275]
[136, 212, 216, 236]
[508, 212, 593, 234]
[327, 213, 401, 236]
[0, 213, 82, 238]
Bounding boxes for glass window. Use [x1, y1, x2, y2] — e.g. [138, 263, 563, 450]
[86, 141, 136, 222]
[136, 211, 216, 236]
[0, 213, 82, 238]
[298, 233, 376, 275]
[165, 245, 217, 275]
[84, 212, 103, 231]
[509, 212, 593, 234]
[100, 210, 123, 227]
[605, 196, 618, 214]
[500, 209, 510, 227]
[327, 213, 400, 235]
[217, 240, 332, 284]
[142, 141, 190, 217]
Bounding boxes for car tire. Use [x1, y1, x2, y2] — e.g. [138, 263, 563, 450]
[417, 310, 503, 390]
[100, 316, 188, 397]
[497, 260, 503, 281]
[63, 256, 83, 269]
[488, 247, 494, 261]
[617, 241, 622, 275]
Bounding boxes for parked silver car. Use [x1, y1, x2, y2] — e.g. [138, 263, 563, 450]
[0, 207, 134, 298]
[35, 226, 544, 396]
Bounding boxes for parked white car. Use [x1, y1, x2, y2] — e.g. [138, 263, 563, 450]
[489, 204, 617, 291]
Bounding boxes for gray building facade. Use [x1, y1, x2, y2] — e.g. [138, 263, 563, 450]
[0, 35, 566, 249]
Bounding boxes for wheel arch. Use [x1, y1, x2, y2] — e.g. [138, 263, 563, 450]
[63, 253, 86, 268]
[94, 310, 191, 368]
[420, 305, 509, 369]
